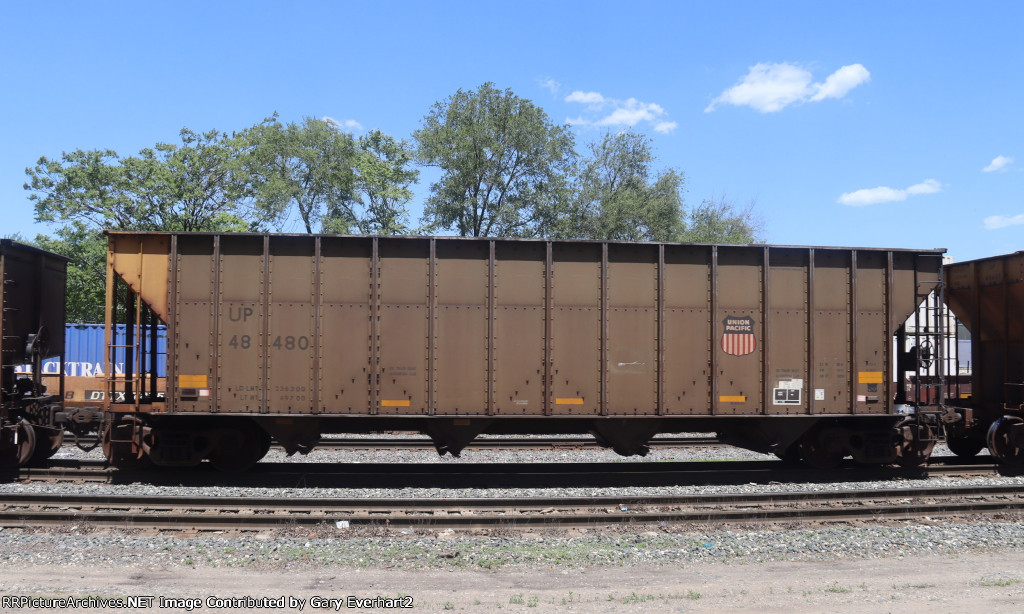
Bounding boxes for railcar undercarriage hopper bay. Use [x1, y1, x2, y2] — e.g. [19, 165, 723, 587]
[84, 232, 947, 471]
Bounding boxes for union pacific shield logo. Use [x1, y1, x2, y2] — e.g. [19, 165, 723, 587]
[721, 315, 756, 356]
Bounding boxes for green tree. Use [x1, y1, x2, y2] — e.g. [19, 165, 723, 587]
[25, 127, 262, 320]
[26, 149, 152, 231]
[414, 82, 575, 237]
[124, 129, 263, 231]
[681, 196, 764, 244]
[553, 132, 763, 244]
[558, 131, 685, 241]
[351, 130, 419, 235]
[26, 128, 261, 233]
[242, 116, 359, 234]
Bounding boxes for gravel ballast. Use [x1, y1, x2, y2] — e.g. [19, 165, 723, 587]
[3, 441, 1024, 612]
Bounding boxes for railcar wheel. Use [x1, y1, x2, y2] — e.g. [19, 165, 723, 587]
[774, 444, 802, 465]
[798, 429, 845, 469]
[987, 417, 1024, 464]
[102, 417, 151, 469]
[208, 420, 267, 473]
[944, 434, 985, 458]
[13, 420, 37, 468]
[255, 430, 272, 462]
[895, 419, 936, 468]
[28, 427, 63, 466]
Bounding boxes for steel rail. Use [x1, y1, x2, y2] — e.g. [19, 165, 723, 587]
[316, 436, 722, 450]
[62, 436, 723, 451]
[9, 456, 1016, 487]
[1, 485, 1022, 530]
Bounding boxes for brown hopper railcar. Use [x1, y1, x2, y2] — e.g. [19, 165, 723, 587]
[944, 251, 1024, 461]
[88, 232, 945, 471]
[0, 239, 68, 467]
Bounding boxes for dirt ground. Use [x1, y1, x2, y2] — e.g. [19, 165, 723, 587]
[2, 551, 1023, 613]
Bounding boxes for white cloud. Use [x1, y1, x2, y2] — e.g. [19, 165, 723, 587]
[706, 63, 811, 113]
[565, 91, 676, 133]
[810, 64, 871, 101]
[321, 116, 363, 131]
[539, 77, 561, 96]
[838, 186, 905, 206]
[594, 99, 665, 127]
[564, 90, 605, 104]
[983, 155, 1014, 172]
[837, 179, 942, 206]
[905, 179, 942, 195]
[984, 214, 1024, 230]
[706, 62, 870, 113]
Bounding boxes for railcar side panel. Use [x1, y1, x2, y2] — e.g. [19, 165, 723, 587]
[662, 245, 712, 415]
[606, 243, 657, 416]
[978, 261, 1010, 410]
[549, 243, 601, 415]
[268, 238, 316, 414]
[217, 236, 266, 414]
[0, 240, 67, 378]
[765, 248, 809, 416]
[377, 239, 430, 415]
[173, 236, 215, 412]
[493, 242, 545, 415]
[853, 252, 889, 414]
[811, 250, 853, 414]
[318, 238, 372, 414]
[945, 252, 1024, 413]
[106, 233, 944, 421]
[714, 247, 764, 416]
[434, 240, 488, 415]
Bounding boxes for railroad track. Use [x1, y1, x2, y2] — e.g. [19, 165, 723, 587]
[9, 456, 1018, 488]
[63, 435, 722, 451]
[2, 484, 1022, 531]
[320, 436, 722, 449]
[321, 436, 722, 450]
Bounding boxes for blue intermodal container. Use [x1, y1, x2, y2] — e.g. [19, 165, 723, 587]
[15, 324, 167, 378]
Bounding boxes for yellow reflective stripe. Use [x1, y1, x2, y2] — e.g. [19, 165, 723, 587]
[178, 374, 208, 388]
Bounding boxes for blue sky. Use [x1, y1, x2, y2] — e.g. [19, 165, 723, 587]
[2, 1, 1020, 262]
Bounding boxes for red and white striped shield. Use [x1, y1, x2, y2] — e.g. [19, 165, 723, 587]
[721, 315, 756, 356]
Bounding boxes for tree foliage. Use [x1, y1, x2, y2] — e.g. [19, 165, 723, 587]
[351, 130, 419, 235]
[242, 116, 358, 234]
[555, 131, 685, 241]
[681, 196, 764, 244]
[26, 129, 264, 234]
[25, 118, 422, 320]
[549, 131, 763, 244]
[242, 117, 418, 235]
[25, 127, 266, 321]
[414, 82, 575, 237]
